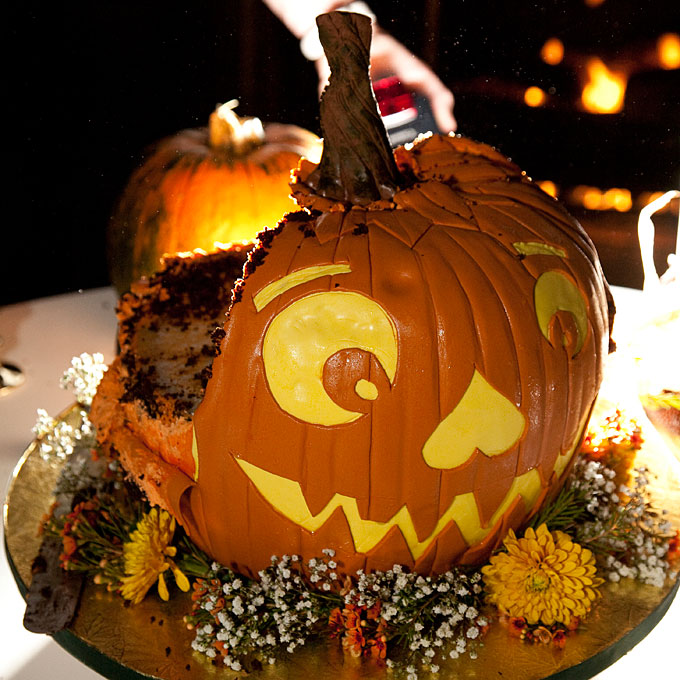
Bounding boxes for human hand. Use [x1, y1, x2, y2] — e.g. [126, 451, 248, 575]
[314, 27, 456, 133]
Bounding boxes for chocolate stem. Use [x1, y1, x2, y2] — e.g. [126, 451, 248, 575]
[305, 12, 402, 205]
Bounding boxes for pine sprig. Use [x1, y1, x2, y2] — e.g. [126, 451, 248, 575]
[529, 483, 590, 532]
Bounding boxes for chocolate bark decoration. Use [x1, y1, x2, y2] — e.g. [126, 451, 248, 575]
[304, 12, 402, 205]
[23, 538, 84, 633]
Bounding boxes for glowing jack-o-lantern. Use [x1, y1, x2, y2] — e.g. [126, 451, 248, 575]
[166, 13, 613, 577]
[107, 101, 321, 294]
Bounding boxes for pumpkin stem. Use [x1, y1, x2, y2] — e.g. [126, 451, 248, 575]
[304, 12, 402, 205]
[208, 100, 266, 155]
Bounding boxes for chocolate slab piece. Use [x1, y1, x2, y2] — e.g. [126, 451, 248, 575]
[23, 536, 84, 634]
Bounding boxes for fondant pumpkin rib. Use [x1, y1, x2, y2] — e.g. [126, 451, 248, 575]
[411, 230, 522, 529]
[484, 247, 551, 477]
[406, 238, 444, 537]
[487, 199, 599, 272]
[415, 242, 480, 537]
[446, 237, 527, 522]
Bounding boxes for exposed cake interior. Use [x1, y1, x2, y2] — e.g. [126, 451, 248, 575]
[91, 244, 252, 506]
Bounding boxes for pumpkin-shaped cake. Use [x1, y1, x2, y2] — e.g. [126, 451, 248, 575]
[92, 12, 613, 578]
[182, 14, 613, 576]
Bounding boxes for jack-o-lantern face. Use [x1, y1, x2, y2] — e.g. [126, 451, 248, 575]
[177, 131, 612, 577]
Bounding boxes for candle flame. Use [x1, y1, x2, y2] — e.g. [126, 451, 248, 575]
[658, 33, 680, 69]
[581, 58, 627, 114]
[541, 38, 564, 66]
[537, 181, 558, 198]
[571, 185, 632, 212]
[524, 86, 547, 107]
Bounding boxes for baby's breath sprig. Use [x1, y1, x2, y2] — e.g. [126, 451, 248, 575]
[33, 353, 108, 462]
[342, 565, 487, 676]
[570, 460, 674, 586]
[187, 552, 341, 671]
[60, 352, 107, 406]
[187, 554, 486, 677]
[33, 408, 96, 462]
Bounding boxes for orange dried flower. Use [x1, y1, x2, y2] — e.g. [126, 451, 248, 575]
[552, 629, 567, 649]
[342, 626, 366, 657]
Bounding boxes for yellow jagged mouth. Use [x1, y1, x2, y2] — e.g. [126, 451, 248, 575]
[236, 458, 544, 560]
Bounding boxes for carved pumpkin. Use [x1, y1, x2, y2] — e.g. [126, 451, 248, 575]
[154, 13, 613, 577]
[107, 102, 321, 293]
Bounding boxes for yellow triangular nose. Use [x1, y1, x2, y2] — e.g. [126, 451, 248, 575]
[422, 369, 525, 469]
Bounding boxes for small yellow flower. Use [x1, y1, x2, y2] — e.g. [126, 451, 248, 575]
[119, 508, 190, 604]
[482, 524, 604, 626]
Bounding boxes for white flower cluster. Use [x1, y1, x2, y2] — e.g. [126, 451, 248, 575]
[570, 458, 674, 587]
[33, 408, 95, 462]
[32, 353, 107, 461]
[60, 352, 107, 406]
[191, 553, 336, 671]
[344, 565, 486, 676]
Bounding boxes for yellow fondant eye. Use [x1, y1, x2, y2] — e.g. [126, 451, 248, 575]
[422, 370, 525, 469]
[253, 263, 352, 311]
[534, 271, 588, 356]
[355, 378, 379, 400]
[262, 291, 398, 426]
[513, 241, 566, 258]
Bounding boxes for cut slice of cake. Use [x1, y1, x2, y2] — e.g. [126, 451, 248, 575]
[90, 244, 252, 509]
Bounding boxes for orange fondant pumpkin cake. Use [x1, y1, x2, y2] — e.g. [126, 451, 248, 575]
[92, 12, 614, 580]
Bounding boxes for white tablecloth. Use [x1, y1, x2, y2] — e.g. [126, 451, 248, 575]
[1, 286, 678, 679]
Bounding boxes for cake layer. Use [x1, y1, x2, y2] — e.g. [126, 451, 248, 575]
[91, 244, 252, 484]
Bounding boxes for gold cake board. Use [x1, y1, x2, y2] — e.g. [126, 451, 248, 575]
[4, 404, 680, 680]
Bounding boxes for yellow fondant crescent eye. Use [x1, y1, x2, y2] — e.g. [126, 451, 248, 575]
[422, 370, 525, 469]
[534, 271, 589, 356]
[262, 291, 398, 426]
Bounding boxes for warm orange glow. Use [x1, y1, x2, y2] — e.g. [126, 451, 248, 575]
[541, 38, 564, 65]
[538, 181, 558, 198]
[639, 191, 667, 209]
[581, 58, 627, 113]
[658, 33, 680, 69]
[524, 86, 547, 107]
[584, 0, 606, 7]
[603, 188, 633, 212]
[582, 187, 603, 210]
[572, 185, 633, 211]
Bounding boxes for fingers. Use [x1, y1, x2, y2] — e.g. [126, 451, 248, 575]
[369, 32, 457, 133]
[420, 80, 457, 133]
[315, 57, 331, 96]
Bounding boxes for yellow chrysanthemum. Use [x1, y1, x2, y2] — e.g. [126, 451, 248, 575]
[482, 524, 604, 626]
[119, 508, 190, 604]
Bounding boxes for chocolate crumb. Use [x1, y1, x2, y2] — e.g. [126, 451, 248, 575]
[115, 245, 252, 420]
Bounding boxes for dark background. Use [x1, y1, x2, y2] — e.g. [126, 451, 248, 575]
[5, 0, 679, 305]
